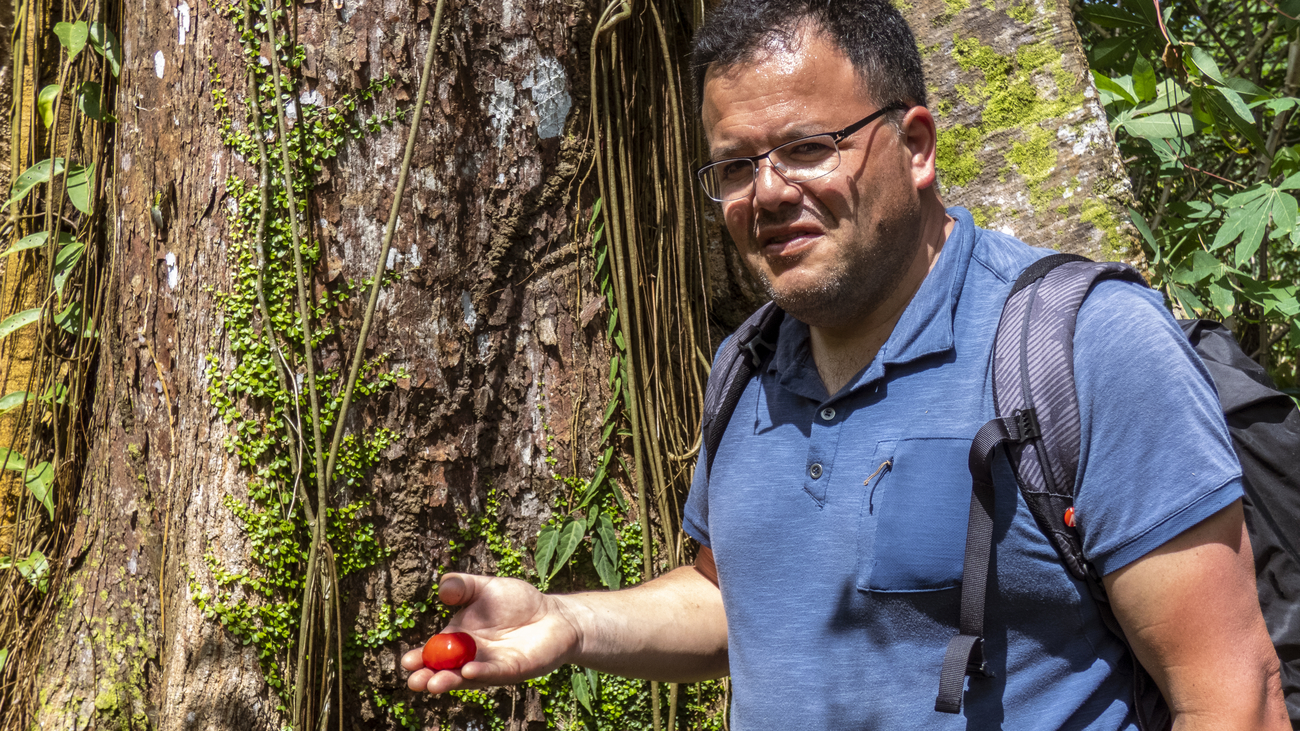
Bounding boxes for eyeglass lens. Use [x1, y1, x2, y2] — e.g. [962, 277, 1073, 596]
[700, 134, 841, 202]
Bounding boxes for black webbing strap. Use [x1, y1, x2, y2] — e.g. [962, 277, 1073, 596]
[935, 411, 1039, 713]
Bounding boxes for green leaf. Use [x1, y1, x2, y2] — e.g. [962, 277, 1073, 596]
[15, 550, 49, 593]
[587, 198, 603, 233]
[1271, 192, 1298, 238]
[571, 668, 593, 714]
[53, 21, 88, 58]
[2, 232, 48, 257]
[592, 513, 620, 590]
[1186, 46, 1227, 86]
[3, 159, 65, 210]
[533, 524, 558, 582]
[1078, 3, 1146, 27]
[37, 85, 60, 128]
[1199, 86, 1266, 149]
[1233, 203, 1272, 266]
[549, 518, 586, 580]
[76, 82, 115, 123]
[1128, 208, 1157, 251]
[1189, 250, 1231, 282]
[1279, 172, 1300, 191]
[25, 462, 54, 520]
[0, 309, 41, 341]
[66, 163, 94, 214]
[1093, 71, 1137, 106]
[1207, 279, 1236, 317]
[53, 240, 86, 299]
[1131, 56, 1156, 102]
[0, 391, 30, 414]
[601, 396, 619, 426]
[88, 22, 122, 77]
[55, 302, 96, 338]
[1134, 79, 1189, 116]
[1119, 112, 1194, 140]
[0, 449, 26, 471]
[1169, 284, 1206, 316]
[0, 648, 8, 674]
[1088, 36, 1132, 68]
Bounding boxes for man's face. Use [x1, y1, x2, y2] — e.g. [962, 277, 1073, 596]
[701, 27, 927, 329]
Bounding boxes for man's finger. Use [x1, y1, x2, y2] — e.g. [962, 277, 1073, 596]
[438, 573, 481, 607]
[400, 648, 424, 672]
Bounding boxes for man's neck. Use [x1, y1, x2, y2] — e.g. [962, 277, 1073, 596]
[810, 203, 953, 396]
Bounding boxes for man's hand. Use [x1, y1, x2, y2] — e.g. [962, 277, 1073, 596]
[403, 563, 729, 694]
[402, 574, 581, 693]
[1104, 499, 1289, 730]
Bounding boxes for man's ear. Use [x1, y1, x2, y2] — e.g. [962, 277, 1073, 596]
[900, 106, 939, 191]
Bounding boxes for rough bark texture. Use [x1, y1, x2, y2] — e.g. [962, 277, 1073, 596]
[906, 0, 1140, 262]
[23, 0, 1137, 729]
[31, 0, 614, 727]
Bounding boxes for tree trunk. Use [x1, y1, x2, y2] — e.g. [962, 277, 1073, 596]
[13, 0, 1136, 730]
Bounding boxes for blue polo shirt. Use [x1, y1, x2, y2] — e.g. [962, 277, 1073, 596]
[682, 207, 1243, 730]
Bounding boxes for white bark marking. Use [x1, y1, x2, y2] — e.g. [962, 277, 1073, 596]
[173, 2, 191, 45]
[154, 50, 166, 78]
[522, 56, 571, 140]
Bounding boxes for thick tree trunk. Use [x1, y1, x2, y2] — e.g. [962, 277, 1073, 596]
[906, 0, 1140, 262]
[18, 0, 1137, 729]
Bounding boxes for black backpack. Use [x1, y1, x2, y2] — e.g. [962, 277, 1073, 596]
[698, 253, 1300, 729]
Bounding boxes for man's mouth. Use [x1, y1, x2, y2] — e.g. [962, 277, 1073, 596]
[760, 229, 821, 255]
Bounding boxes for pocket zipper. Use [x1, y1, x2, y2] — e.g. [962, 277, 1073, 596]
[863, 460, 892, 486]
[865, 460, 892, 514]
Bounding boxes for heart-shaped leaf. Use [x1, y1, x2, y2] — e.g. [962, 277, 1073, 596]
[2, 232, 49, 257]
[88, 22, 121, 77]
[0, 391, 31, 414]
[533, 524, 558, 583]
[53, 240, 86, 299]
[549, 517, 586, 580]
[53, 21, 88, 58]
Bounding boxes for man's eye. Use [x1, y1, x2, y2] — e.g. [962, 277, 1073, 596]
[718, 160, 752, 180]
[782, 140, 835, 163]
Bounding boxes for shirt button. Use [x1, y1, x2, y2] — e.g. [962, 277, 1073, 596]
[809, 463, 823, 480]
[820, 407, 836, 421]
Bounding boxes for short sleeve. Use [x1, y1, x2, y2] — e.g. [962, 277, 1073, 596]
[682, 443, 712, 549]
[1073, 280, 1243, 575]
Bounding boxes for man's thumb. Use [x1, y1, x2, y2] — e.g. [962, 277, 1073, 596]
[437, 573, 480, 606]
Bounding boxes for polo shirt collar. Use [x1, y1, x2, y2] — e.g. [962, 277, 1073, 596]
[768, 206, 977, 401]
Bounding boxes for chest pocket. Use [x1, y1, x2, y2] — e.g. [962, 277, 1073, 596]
[858, 436, 973, 593]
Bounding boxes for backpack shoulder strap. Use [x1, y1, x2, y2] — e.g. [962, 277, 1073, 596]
[936, 253, 1151, 716]
[701, 302, 785, 481]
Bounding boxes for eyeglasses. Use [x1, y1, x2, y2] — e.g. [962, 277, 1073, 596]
[696, 103, 909, 202]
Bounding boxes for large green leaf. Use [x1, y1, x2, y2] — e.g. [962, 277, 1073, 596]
[2, 232, 48, 257]
[1185, 46, 1227, 86]
[1271, 192, 1298, 238]
[1233, 202, 1272, 266]
[0, 448, 26, 471]
[66, 163, 95, 214]
[88, 22, 121, 77]
[1207, 280, 1236, 317]
[1093, 71, 1137, 107]
[550, 518, 586, 580]
[534, 524, 558, 582]
[55, 302, 96, 338]
[1119, 112, 1194, 140]
[1078, 3, 1147, 27]
[592, 513, 620, 590]
[1204, 86, 1266, 149]
[1133, 79, 1189, 116]
[571, 668, 593, 714]
[37, 85, 60, 128]
[0, 391, 30, 414]
[53, 21, 88, 58]
[3, 159, 65, 210]
[76, 82, 114, 123]
[25, 462, 54, 520]
[0, 309, 42, 341]
[1131, 56, 1156, 102]
[52, 240, 86, 299]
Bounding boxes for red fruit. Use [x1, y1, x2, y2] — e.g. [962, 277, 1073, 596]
[422, 632, 477, 671]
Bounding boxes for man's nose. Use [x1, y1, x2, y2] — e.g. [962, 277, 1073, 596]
[751, 160, 801, 210]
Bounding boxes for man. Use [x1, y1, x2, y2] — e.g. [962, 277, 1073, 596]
[403, 1, 1288, 727]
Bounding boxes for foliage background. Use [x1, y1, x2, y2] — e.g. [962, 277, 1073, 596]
[1074, 0, 1300, 398]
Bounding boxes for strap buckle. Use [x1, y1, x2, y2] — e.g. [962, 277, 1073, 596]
[743, 334, 776, 368]
[1011, 408, 1041, 442]
[966, 638, 995, 678]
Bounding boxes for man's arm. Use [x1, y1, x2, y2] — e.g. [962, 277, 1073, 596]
[1103, 499, 1288, 730]
[403, 556, 727, 693]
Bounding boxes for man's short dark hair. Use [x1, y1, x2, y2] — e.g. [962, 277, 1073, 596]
[691, 0, 927, 115]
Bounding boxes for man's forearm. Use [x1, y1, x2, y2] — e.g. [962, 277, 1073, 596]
[556, 564, 729, 682]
